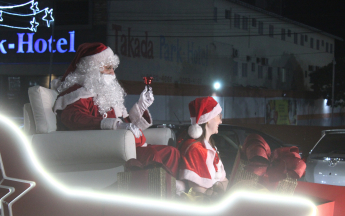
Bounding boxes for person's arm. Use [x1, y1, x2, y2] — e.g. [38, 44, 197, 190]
[129, 86, 153, 130]
[60, 98, 104, 130]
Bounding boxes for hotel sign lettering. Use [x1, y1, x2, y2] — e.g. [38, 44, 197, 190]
[0, 31, 76, 54]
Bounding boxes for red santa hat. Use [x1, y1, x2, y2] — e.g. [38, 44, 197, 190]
[61, 42, 119, 81]
[188, 97, 222, 139]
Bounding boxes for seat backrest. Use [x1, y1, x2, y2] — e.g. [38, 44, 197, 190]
[27, 86, 58, 134]
[143, 128, 176, 146]
[23, 103, 36, 135]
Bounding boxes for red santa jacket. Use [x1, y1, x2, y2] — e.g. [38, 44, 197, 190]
[54, 84, 150, 147]
[179, 139, 226, 188]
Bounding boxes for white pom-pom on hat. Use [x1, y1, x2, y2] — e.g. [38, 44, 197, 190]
[188, 124, 203, 139]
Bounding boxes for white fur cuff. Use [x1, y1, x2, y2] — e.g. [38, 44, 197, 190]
[129, 103, 153, 131]
[100, 118, 122, 130]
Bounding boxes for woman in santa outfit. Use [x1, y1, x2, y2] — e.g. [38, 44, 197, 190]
[52, 42, 179, 177]
[179, 97, 228, 195]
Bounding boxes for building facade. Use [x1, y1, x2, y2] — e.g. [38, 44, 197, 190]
[0, 0, 343, 126]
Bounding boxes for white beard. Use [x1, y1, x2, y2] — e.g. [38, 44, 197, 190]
[84, 73, 127, 117]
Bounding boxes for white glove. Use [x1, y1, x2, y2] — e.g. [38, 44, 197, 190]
[100, 118, 122, 130]
[138, 86, 154, 114]
[116, 122, 142, 138]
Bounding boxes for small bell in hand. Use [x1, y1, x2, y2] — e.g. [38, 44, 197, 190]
[143, 76, 154, 90]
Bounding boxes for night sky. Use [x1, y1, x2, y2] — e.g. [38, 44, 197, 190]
[283, 0, 345, 57]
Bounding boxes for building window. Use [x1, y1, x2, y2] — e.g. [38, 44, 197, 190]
[305, 71, 308, 78]
[294, 33, 298, 44]
[281, 68, 286, 83]
[281, 28, 285, 40]
[322, 40, 324, 46]
[300, 35, 304, 46]
[8, 77, 21, 91]
[258, 66, 263, 79]
[326, 42, 329, 52]
[308, 65, 314, 71]
[268, 67, 272, 80]
[305, 35, 308, 42]
[310, 38, 314, 48]
[287, 29, 291, 37]
[251, 63, 256, 72]
[242, 63, 248, 77]
[316, 66, 320, 71]
[269, 25, 274, 37]
[242, 16, 248, 30]
[233, 62, 238, 76]
[258, 21, 263, 35]
[225, 9, 231, 19]
[252, 18, 257, 27]
[214, 7, 217, 22]
[234, 14, 240, 28]
[330, 44, 333, 53]
[316, 40, 320, 50]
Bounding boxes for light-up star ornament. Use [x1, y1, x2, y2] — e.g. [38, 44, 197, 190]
[42, 8, 54, 27]
[0, 0, 54, 31]
[30, 17, 39, 32]
[30, 1, 39, 14]
[0, 153, 36, 216]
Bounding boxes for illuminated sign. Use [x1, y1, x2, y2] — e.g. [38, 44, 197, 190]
[0, 31, 75, 54]
[0, 0, 54, 32]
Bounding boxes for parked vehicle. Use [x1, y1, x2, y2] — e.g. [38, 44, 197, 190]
[305, 129, 345, 186]
[152, 124, 296, 175]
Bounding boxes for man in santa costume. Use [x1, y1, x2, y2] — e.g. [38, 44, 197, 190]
[52, 42, 179, 177]
[179, 97, 228, 195]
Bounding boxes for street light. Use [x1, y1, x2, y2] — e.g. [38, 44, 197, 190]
[213, 82, 221, 90]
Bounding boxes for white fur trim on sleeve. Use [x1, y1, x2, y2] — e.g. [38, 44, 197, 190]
[128, 103, 152, 130]
[53, 87, 96, 113]
[100, 118, 122, 130]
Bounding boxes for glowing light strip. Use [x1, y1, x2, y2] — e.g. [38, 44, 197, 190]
[0, 0, 33, 9]
[0, 114, 317, 215]
[0, 1, 53, 31]
[1, 8, 48, 16]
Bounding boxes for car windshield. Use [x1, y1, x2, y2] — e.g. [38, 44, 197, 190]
[312, 133, 345, 154]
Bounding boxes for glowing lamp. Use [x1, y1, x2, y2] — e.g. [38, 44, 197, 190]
[213, 82, 221, 90]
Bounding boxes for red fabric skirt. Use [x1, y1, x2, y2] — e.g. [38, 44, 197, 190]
[127, 145, 180, 178]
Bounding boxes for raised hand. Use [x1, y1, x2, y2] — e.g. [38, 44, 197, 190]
[138, 86, 154, 113]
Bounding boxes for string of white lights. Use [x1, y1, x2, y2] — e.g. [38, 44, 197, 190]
[0, 0, 54, 32]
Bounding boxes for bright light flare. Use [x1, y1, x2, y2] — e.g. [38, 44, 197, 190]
[213, 82, 221, 90]
[0, 114, 317, 215]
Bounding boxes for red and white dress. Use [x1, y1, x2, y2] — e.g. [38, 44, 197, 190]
[179, 139, 226, 188]
[53, 84, 180, 177]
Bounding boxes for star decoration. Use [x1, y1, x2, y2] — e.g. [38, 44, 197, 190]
[0, 154, 36, 216]
[30, 17, 39, 32]
[0, 11, 3, 22]
[42, 8, 54, 27]
[0, 185, 15, 216]
[30, 1, 39, 14]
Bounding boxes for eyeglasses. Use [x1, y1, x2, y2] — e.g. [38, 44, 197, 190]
[218, 113, 222, 120]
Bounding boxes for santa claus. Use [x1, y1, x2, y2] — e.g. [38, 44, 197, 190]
[179, 97, 228, 196]
[52, 42, 179, 177]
